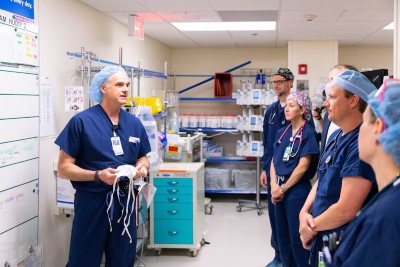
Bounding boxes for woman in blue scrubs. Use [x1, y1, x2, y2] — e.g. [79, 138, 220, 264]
[270, 91, 320, 267]
[328, 79, 400, 266]
[55, 66, 151, 267]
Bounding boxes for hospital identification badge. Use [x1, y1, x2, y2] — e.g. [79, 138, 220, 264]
[283, 146, 292, 162]
[111, 136, 124, 156]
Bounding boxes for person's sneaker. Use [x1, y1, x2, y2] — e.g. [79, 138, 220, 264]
[265, 259, 282, 267]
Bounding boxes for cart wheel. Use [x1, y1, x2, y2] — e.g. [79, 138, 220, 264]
[257, 210, 263, 216]
[190, 250, 198, 257]
[200, 238, 205, 245]
[236, 206, 242, 212]
[155, 249, 162, 256]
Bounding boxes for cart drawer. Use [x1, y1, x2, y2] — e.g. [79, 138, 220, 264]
[154, 194, 193, 203]
[154, 219, 193, 244]
[156, 186, 193, 195]
[154, 203, 193, 219]
[153, 178, 192, 187]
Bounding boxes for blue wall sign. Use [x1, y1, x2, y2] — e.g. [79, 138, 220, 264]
[0, 0, 34, 20]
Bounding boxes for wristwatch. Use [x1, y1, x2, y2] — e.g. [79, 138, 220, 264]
[94, 170, 100, 183]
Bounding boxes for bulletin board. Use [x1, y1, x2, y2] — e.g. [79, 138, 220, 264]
[0, 1, 39, 265]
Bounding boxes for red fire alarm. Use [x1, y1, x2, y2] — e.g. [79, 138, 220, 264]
[298, 64, 307, 75]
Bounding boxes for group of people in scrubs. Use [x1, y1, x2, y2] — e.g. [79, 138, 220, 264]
[55, 66, 151, 267]
[54, 64, 400, 267]
[262, 66, 400, 267]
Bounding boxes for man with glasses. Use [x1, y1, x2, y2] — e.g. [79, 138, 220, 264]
[299, 70, 378, 267]
[260, 67, 294, 267]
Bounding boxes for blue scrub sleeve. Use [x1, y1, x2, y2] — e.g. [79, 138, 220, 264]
[340, 145, 375, 183]
[55, 116, 83, 159]
[262, 106, 272, 171]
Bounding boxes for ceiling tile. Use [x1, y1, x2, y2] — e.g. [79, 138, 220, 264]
[219, 11, 278, 21]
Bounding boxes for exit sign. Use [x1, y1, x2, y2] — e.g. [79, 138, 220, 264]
[128, 15, 144, 41]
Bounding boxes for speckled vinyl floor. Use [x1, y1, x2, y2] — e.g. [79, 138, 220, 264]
[136, 195, 274, 267]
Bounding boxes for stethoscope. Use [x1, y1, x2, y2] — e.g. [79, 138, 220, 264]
[268, 102, 286, 125]
[276, 121, 306, 158]
[320, 125, 361, 167]
[320, 129, 341, 166]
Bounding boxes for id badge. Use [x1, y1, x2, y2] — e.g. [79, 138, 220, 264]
[282, 146, 292, 162]
[111, 136, 124, 156]
[318, 251, 326, 267]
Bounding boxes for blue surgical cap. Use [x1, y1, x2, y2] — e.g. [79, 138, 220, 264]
[368, 80, 400, 165]
[88, 66, 126, 103]
[332, 70, 376, 102]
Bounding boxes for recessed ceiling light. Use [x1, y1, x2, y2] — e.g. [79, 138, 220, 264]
[383, 22, 394, 30]
[171, 21, 276, 31]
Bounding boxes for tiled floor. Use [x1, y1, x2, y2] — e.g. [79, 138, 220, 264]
[136, 195, 274, 267]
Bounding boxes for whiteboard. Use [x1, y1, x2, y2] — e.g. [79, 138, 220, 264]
[0, 95, 39, 119]
[0, 218, 38, 264]
[0, 181, 39, 234]
[0, 5, 39, 264]
[0, 23, 39, 66]
[0, 118, 39, 143]
[0, 70, 39, 95]
[0, 159, 39, 192]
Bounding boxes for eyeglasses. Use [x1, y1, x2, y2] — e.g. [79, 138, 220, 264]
[270, 80, 288, 85]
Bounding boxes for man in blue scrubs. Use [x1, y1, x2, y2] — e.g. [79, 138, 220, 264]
[298, 70, 378, 267]
[329, 79, 400, 266]
[260, 67, 294, 267]
[313, 65, 358, 153]
[55, 66, 151, 267]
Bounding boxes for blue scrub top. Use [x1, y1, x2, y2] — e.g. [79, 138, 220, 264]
[331, 177, 400, 266]
[55, 105, 151, 193]
[262, 101, 289, 176]
[312, 126, 376, 235]
[272, 122, 320, 180]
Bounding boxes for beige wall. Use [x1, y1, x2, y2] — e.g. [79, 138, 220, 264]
[171, 46, 393, 111]
[339, 46, 393, 74]
[171, 47, 287, 98]
[38, 0, 171, 266]
[288, 40, 338, 97]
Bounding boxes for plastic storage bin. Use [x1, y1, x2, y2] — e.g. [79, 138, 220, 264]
[214, 73, 232, 98]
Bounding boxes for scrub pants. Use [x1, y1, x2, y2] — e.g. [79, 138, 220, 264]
[267, 176, 281, 263]
[275, 180, 311, 267]
[67, 190, 137, 267]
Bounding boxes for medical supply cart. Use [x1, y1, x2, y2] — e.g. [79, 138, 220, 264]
[148, 162, 205, 256]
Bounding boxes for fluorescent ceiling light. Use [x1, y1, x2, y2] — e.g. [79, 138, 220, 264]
[171, 21, 276, 31]
[383, 22, 394, 30]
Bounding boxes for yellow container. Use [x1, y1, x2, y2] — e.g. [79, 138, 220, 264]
[125, 97, 163, 115]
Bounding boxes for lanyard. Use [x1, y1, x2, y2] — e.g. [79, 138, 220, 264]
[277, 121, 306, 158]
